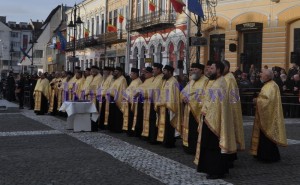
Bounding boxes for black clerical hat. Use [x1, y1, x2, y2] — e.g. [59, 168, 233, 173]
[91, 65, 100, 70]
[143, 67, 153, 73]
[191, 63, 205, 70]
[131, 67, 139, 73]
[74, 66, 81, 70]
[115, 66, 123, 72]
[163, 65, 174, 72]
[153, 63, 163, 69]
[85, 68, 91, 71]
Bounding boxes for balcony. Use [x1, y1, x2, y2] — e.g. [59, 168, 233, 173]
[97, 32, 127, 45]
[127, 10, 176, 32]
[65, 32, 127, 51]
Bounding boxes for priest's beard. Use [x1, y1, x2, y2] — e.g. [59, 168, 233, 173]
[209, 72, 217, 80]
[191, 73, 200, 81]
[163, 74, 170, 80]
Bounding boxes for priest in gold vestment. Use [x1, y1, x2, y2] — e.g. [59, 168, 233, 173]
[48, 71, 61, 116]
[181, 63, 208, 154]
[156, 65, 182, 148]
[98, 67, 114, 130]
[81, 68, 93, 100]
[223, 60, 245, 167]
[251, 69, 287, 162]
[34, 73, 50, 115]
[106, 67, 128, 133]
[87, 66, 102, 131]
[57, 71, 68, 115]
[135, 67, 154, 138]
[122, 68, 142, 136]
[196, 62, 237, 179]
[71, 71, 85, 101]
[144, 63, 164, 142]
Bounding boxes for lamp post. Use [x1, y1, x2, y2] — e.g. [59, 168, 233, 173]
[29, 36, 37, 75]
[9, 43, 14, 71]
[67, 3, 83, 72]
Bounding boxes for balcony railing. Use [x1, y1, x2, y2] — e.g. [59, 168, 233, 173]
[65, 32, 127, 51]
[127, 10, 176, 32]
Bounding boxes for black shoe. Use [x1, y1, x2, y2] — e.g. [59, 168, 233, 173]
[19, 107, 24, 109]
[206, 174, 225, 179]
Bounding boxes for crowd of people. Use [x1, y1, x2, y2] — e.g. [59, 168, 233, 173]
[234, 63, 300, 117]
[0, 61, 289, 179]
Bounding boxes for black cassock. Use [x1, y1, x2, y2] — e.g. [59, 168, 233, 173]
[256, 130, 280, 162]
[108, 96, 123, 133]
[197, 121, 229, 177]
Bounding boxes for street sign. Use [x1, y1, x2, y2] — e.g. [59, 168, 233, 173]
[144, 58, 153, 63]
[189, 37, 207, 46]
[68, 56, 79, 62]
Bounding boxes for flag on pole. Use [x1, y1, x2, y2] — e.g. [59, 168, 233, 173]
[149, 0, 156, 12]
[170, 0, 186, 14]
[118, 14, 124, 23]
[84, 28, 90, 38]
[107, 24, 117, 32]
[56, 36, 61, 50]
[56, 31, 67, 51]
[19, 47, 32, 63]
[188, 0, 204, 18]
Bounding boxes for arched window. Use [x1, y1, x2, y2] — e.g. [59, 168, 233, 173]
[168, 42, 175, 67]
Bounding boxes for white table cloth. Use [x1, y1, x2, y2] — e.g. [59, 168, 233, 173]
[59, 101, 98, 132]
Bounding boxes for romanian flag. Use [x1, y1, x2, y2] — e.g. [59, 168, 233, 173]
[56, 36, 61, 50]
[19, 46, 32, 63]
[149, 0, 156, 12]
[170, 0, 186, 14]
[107, 24, 117, 32]
[118, 14, 124, 24]
[84, 28, 90, 38]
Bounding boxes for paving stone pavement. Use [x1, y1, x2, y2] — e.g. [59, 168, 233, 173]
[0, 103, 300, 184]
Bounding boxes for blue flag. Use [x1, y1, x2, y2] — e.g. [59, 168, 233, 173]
[188, 0, 204, 18]
[57, 31, 67, 51]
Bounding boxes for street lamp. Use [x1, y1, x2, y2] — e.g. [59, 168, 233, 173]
[29, 36, 37, 75]
[67, 3, 83, 72]
[9, 43, 14, 71]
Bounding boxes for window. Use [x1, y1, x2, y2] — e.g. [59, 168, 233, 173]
[143, 0, 148, 15]
[22, 35, 28, 49]
[294, 28, 300, 53]
[101, 14, 105, 34]
[109, 11, 112, 25]
[126, 6, 129, 19]
[13, 51, 21, 58]
[90, 59, 93, 67]
[87, 20, 90, 34]
[85, 59, 89, 68]
[137, 0, 141, 20]
[91, 18, 95, 36]
[34, 50, 43, 58]
[96, 16, 100, 35]
[11, 32, 19, 38]
[209, 34, 225, 62]
[113, 9, 118, 27]
[12, 42, 20, 48]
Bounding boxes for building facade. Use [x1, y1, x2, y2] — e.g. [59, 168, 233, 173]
[0, 17, 33, 74]
[127, 0, 188, 74]
[194, 0, 300, 72]
[65, 0, 129, 72]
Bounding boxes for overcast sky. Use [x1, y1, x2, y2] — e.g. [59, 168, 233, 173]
[0, 0, 80, 23]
